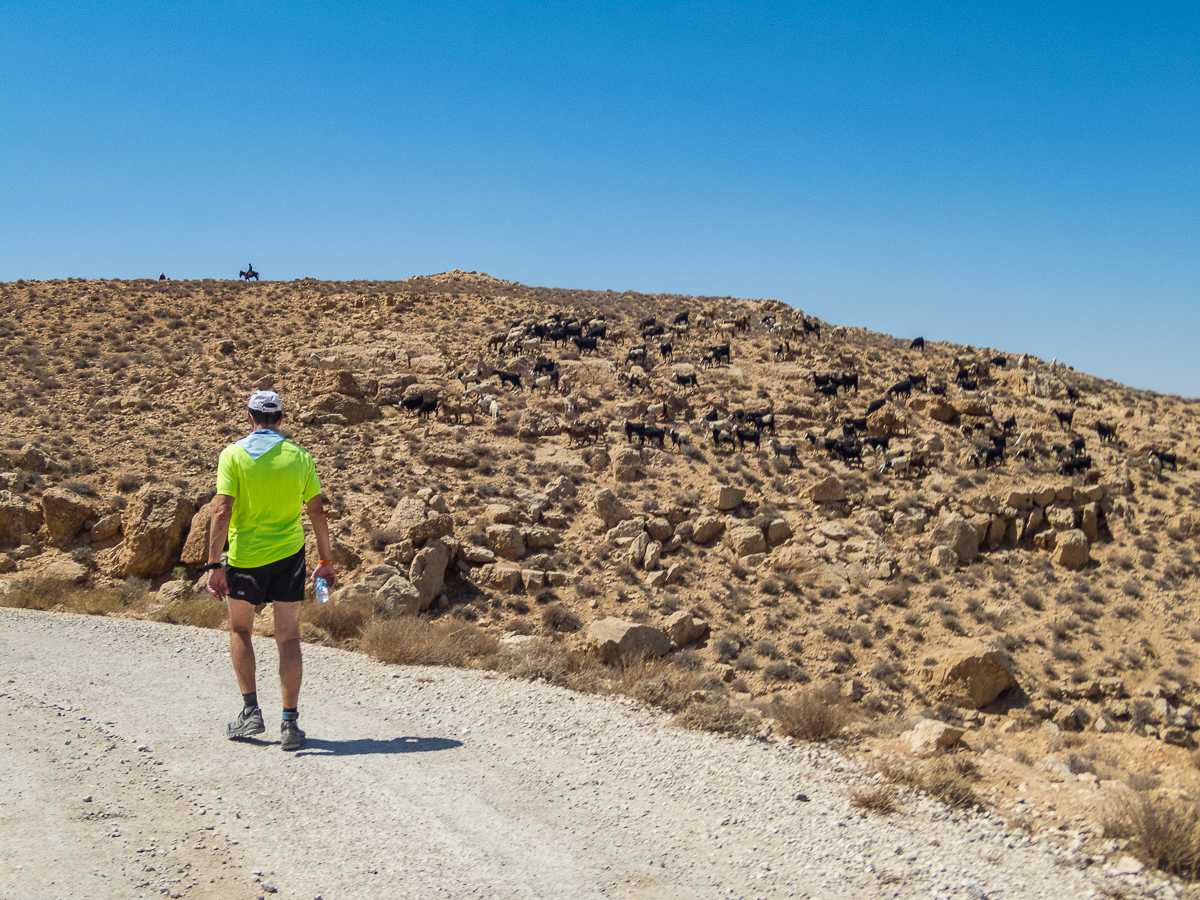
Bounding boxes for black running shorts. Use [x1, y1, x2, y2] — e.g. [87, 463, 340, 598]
[224, 548, 307, 605]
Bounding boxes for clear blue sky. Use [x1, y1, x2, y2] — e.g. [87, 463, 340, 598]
[3, 2, 1197, 396]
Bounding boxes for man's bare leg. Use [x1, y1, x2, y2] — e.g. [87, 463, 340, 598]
[273, 600, 303, 709]
[227, 597, 257, 695]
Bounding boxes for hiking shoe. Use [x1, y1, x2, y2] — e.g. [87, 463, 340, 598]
[280, 718, 306, 752]
[226, 706, 265, 739]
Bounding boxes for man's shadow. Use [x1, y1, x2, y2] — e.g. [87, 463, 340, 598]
[295, 736, 462, 757]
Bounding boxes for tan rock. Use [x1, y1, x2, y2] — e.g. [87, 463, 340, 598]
[310, 392, 381, 425]
[180, 501, 214, 567]
[588, 617, 670, 661]
[766, 518, 793, 546]
[710, 485, 746, 511]
[311, 369, 364, 397]
[100, 485, 194, 578]
[645, 517, 673, 543]
[930, 545, 958, 570]
[593, 489, 632, 530]
[664, 610, 709, 646]
[1046, 503, 1076, 531]
[91, 512, 122, 543]
[1081, 503, 1099, 543]
[305, 532, 362, 572]
[486, 524, 526, 561]
[807, 476, 845, 503]
[644, 540, 663, 570]
[725, 525, 766, 557]
[1006, 490, 1033, 511]
[483, 504, 517, 524]
[905, 719, 966, 756]
[611, 447, 642, 482]
[916, 642, 1018, 709]
[924, 397, 959, 423]
[42, 558, 89, 584]
[524, 527, 557, 550]
[374, 575, 422, 617]
[954, 398, 991, 417]
[0, 491, 41, 549]
[421, 445, 479, 468]
[691, 515, 726, 544]
[40, 487, 94, 550]
[517, 408, 562, 439]
[1053, 529, 1090, 570]
[929, 512, 978, 564]
[409, 538, 450, 611]
[386, 499, 455, 546]
[630, 531, 650, 566]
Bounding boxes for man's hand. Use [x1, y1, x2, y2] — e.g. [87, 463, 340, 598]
[313, 562, 336, 590]
[206, 568, 229, 600]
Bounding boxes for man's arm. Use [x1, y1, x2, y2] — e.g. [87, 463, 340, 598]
[306, 495, 337, 588]
[205, 495, 235, 599]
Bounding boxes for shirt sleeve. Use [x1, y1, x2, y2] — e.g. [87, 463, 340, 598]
[301, 451, 321, 504]
[215, 446, 238, 498]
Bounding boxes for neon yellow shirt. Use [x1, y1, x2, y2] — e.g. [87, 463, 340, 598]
[216, 436, 321, 568]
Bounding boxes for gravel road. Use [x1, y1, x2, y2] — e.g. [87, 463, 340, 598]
[0, 608, 1165, 900]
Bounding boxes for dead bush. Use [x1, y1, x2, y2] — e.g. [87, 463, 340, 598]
[1104, 793, 1200, 880]
[769, 685, 853, 742]
[921, 760, 978, 810]
[362, 618, 498, 667]
[305, 595, 373, 642]
[541, 603, 581, 633]
[674, 701, 758, 737]
[849, 783, 897, 815]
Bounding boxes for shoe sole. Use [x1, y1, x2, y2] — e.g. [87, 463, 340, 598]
[226, 722, 266, 739]
[280, 737, 305, 751]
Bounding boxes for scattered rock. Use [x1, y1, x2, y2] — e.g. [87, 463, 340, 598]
[710, 485, 746, 511]
[691, 516, 726, 544]
[916, 642, 1018, 709]
[486, 524, 526, 561]
[807, 476, 845, 503]
[664, 610, 709, 646]
[904, 719, 965, 756]
[409, 538, 450, 610]
[40, 487, 94, 549]
[588, 618, 671, 662]
[593, 489, 632, 530]
[725, 525, 766, 557]
[611, 448, 642, 482]
[99, 485, 194, 579]
[1052, 529, 1090, 570]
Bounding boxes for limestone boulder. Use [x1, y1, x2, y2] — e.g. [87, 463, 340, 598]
[930, 545, 958, 570]
[17, 443, 60, 474]
[42, 558, 89, 585]
[487, 524, 526, 561]
[710, 485, 746, 511]
[545, 476, 576, 502]
[725, 525, 767, 557]
[645, 517, 674, 543]
[311, 369, 365, 397]
[1053, 529, 1090, 570]
[905, 719, 966, 756]
[915, 642, 1018, 709]
[517, 408, 562, 439]
[373, 575, 423, 617]
[929, 512, 978, 565]
[0, 491, 42, 549]
[766, 518, 793, 546]
[588, 617, 671, 662]
[409, 538, 450, 611]
[309, 392, 381, 425]
[924, 397, 959, 424]
[807, 476, 845, 503]
[91, 512, 122, 543]
[386, 498, 455, 546]
[664, 610, 709, 647]
[421, 445, 479, 468]
[304, 533, 362, 572]
[101, 485, 195, 578]
[593, 489, 633, 530]
[180, 499, 215, 567]
[40, 488, 94, 549]
[611, 448, 642, 482]
[691, 515, 726, 544]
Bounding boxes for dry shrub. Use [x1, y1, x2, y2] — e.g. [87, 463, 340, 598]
[0, 577, 125, 616]
[922, 759, 978, 810]
[770, 685, 853, 742]
[362, 617, 499, 667]
[503, 637, 570, 683]
[674, 701, 758, 737]
[305, 595, 373, 643]
[147, 592, 227, 629]
[541, 603, 581, 633]
[1104, 793, 1200, 880]
[849, 783, 897, 815]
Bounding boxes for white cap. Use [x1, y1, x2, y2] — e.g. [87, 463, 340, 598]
[247, 390, 282, 413]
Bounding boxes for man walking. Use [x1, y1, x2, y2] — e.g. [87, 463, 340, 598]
[205, 390, 336, 751]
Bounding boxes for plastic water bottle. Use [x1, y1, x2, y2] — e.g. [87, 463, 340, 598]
[314, 576, 329, 604]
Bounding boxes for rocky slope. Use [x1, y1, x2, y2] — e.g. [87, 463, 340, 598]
[3, 271, 1200, 857]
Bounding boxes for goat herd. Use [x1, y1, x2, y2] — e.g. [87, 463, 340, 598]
[393, 306, 1181, 484]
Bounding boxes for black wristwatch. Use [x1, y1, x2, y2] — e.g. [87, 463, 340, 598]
[203, 562, 223, 571]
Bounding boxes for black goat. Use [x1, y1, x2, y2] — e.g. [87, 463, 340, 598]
[862, 435, 889, 452]
[496, 370, 521, 390]
[416, 398, 439, 420]
[887, 379, 913, 398]
[746, 412, 776, 434]
[673, 372, 698, 390]
[735, 427, 761, 451]
[658, 341, 673, 361]
[833, 441, 862, 465]
[1001, 415, 1017, 434]
[866, 398, 886, 415]
[1053, 409, 1074, 429]
[623, 418, 646, 444]
[910, 336, 925, 352]
[817, 383, 840, 398]
[401, 394, 424, 415]
[1151, 449, 1179, 471]
[642, 426, 666, 449]
[836, 372, 859, 394]
[1059, 455, 1093, 476]
[1096, 422, 1118, 444]
[1069, 436, 1086, 455]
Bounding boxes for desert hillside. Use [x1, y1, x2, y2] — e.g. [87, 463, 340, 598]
[4, 271, 1200, 863]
